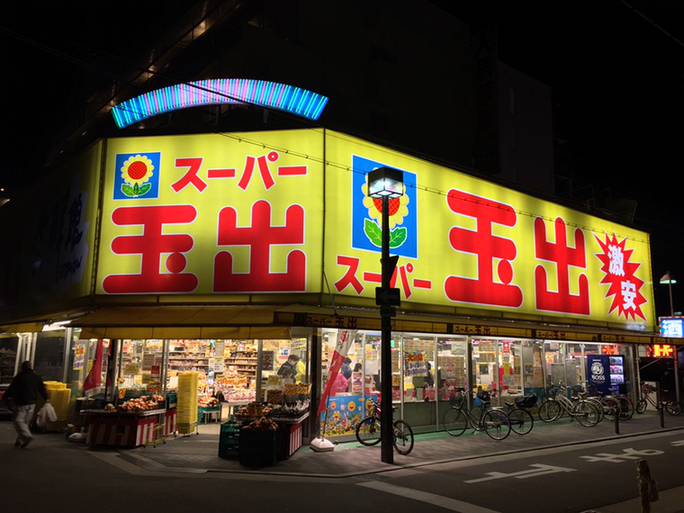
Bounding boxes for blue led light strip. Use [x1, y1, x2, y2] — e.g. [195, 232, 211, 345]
[111, 79, 329, 128]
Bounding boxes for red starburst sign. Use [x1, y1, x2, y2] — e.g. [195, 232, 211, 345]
[594, 233, 647, 321]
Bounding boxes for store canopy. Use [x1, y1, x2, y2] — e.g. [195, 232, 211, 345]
[0, 322, 45, 334]
[73, 305, 290, 340]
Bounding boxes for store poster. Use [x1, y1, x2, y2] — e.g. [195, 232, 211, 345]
[320, 394, 377, 437]
[587, 354, 611, 395]
[262, 351, 274, 371]
[351, 372, 363, 393]
[404, 351, 427, 376]
[73, 345, 85, 370]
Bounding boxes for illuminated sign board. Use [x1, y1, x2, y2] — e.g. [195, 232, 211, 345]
[660, 317, 683, 338]
[111, 79, 329, 128]
[648, 344, 675, 357]
[96, 130, 655, 330]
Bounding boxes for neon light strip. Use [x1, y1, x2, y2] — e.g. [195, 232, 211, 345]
[111, 79, 329, 128]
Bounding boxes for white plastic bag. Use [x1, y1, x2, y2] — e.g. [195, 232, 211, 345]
[37, 402, 58, 426]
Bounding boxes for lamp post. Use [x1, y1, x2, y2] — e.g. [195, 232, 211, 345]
[366, 166, 404, 464]
[660, 271, 680, 403]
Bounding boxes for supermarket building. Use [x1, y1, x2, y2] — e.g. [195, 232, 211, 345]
[0, 125, 675, 441]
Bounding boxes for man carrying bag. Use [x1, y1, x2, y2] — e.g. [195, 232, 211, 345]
[4, 361, 49, 448]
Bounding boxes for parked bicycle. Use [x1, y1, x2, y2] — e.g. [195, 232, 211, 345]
[503, 395, 536, 435]
[442, 388, 511, 441]
[537, 384, 600, 427]
[355, 398, 414, 455]
[636, 383, 682, 416]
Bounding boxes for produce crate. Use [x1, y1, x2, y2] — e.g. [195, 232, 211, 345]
[238, 429, 279, 467]
[218, 420, 241, 459]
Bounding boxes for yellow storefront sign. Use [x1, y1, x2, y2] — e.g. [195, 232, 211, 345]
[95, 129, 655, 331]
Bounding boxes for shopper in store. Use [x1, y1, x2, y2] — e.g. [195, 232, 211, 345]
[278, 354, 305, 383]
[340, 357, 353, 380]
[292, 355, 306, 384]
[353, 362, 362, 373]
[330, 371, 348, 396]
[3, 361, 49, 448]
[281, 367, 295, 383]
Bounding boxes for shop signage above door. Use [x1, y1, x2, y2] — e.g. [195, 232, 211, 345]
[95, 129, 655, 331]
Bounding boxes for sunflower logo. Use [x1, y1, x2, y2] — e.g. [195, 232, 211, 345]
[362, 180, 410, 249]
[120, 155, 154, 197]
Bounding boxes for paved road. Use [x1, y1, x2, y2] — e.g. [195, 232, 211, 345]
[3, 411, 684, 513]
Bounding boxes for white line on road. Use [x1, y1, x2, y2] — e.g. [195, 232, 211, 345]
[464, 463, 576, 483]
[357, 481, 501, 513]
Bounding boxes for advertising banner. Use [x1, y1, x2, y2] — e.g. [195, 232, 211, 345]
[587, 354, 611, 395]
[98, 131, 325, 296]
[94, 129, 655, 330]
[324, 131, 655, 330]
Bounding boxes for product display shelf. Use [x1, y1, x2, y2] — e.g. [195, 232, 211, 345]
[168, 351, 210, 370]
[225, 351, 257, 375]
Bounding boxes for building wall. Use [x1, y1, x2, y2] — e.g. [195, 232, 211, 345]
[497, 61, 555, 195]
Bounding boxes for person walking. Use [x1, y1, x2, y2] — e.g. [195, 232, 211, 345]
[3, 361, 49, 448]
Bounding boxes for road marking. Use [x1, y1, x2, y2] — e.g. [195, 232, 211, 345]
[580, 448, 663, 463]
[464, 463, 576, 483]
[671, 440, 684, 446]
[358, 481, 501, 513]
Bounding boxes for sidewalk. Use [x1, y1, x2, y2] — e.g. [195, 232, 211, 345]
[117, 410, 684, 478]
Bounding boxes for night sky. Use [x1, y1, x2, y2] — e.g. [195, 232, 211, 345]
[2, 1, 683, 316]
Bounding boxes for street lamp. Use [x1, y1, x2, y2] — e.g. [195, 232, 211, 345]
[660, 271, 680, 403]
[366, 166, 404, 464]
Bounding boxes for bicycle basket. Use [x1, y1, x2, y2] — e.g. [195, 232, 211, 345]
[514, 395, 537, 408]
[449, 391, 465, 407]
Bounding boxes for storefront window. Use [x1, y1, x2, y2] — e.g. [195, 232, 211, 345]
[522, 339, 544, 394]
[437, 336, 467, 401]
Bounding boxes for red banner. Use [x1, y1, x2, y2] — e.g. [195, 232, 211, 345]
[317, 330, 356, 416]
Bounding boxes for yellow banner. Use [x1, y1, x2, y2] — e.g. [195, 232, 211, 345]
[324, 131, 655, 330]
[95, 129, 655, 331]
[98, 131, 325, 295]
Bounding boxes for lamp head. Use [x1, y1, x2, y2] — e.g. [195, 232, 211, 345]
[367, 167, 404, 199]
[660, 272, 677, 285]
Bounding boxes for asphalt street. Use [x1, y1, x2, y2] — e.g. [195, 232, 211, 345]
[3, 411, 684, 513]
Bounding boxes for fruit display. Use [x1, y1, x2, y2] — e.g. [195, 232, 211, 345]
[199, 396, 219, 408]
[242, 416, 278, 431]
[235, 402, 272, 419]
[117, 394, 165, 412]
[234, 400, 309, 420]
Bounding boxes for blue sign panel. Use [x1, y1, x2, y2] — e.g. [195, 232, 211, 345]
[660, 317, 684, 338]
[587, 354, 610, 395]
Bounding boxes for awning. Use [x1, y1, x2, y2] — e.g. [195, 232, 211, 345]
[0, 322, 45, 334]
[77, 325, 291, 340]
[72, 305, 289, 340]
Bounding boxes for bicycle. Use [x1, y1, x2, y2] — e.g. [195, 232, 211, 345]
[442, 388, 511, 441]
[503, 395, 536, 435]
[537, 384, 600, 427]
[355, 398, 415, 455]
[636, 383, 682, 416]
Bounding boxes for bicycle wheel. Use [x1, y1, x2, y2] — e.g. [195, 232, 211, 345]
[635, 399, 647, 414]
[443, 407, 467, 436]
[586, 398, 604, 423]
[666, 401, 683, 416]
[470, 407, 483, 425]
[573, 400, 599, 427]
[603, 396, 621, 420]
[482, 409, 510, 441]
[393, 420, 414, 455]
[356, 416, 382, 446]
[618, 397, 634, 420]
[508, 408, 534, 435]
[538, 400, 561, 422]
